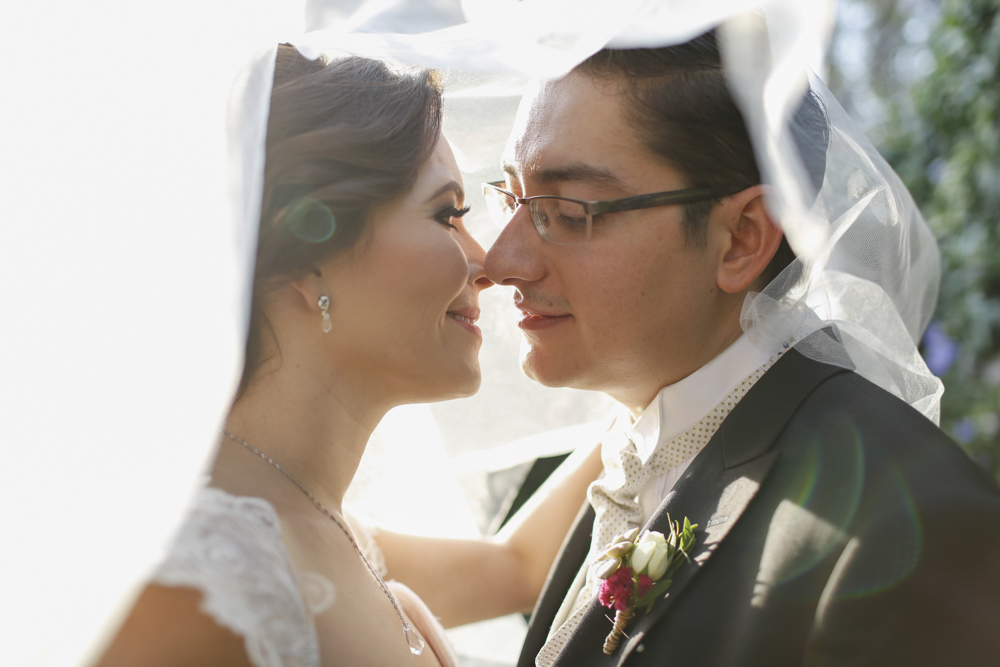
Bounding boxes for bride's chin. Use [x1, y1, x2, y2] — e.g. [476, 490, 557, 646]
[393, 365, 482, 405]
[458, 371, 482, 398]
[432, 365, 483, 402]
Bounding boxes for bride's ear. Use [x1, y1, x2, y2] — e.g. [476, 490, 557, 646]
[288, 266, 327, 312]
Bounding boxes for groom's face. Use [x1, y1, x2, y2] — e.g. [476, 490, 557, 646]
[485, 71, 734, 409]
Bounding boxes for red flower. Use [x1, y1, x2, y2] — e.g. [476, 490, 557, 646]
[637, 574, 653, 596]
[598, 580, 615, 608]
[598, 566, 635, 612]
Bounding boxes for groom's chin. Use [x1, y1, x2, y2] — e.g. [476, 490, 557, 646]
[519, 344, 584, 391]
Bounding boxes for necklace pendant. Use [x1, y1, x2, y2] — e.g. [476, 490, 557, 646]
[404, 622, 425, 656]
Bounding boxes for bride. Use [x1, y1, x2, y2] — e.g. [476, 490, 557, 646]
[99, 41, 603, 667]
[99, 44, 489, 667]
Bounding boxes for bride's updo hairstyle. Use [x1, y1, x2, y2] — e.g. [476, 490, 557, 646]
[241, 44, 443, 395]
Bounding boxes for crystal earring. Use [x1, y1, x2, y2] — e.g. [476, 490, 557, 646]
[317, 295, 332, 333]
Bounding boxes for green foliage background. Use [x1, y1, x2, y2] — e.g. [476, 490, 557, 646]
[829, 0, 1000, 478]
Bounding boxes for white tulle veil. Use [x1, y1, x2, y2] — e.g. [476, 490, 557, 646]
[1, 0, 941, 664]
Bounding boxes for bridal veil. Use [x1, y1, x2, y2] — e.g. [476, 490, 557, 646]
[1, 0, 940, 664]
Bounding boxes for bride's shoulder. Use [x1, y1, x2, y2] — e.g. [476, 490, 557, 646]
[101, 487, 334, 667]
[97, 582, 255, 667]
[161, 486, 336, 607]
[156, 486, 296, 590]
[162, 486, 289, 564]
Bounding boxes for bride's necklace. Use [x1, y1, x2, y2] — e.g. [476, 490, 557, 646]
[221, 430, 426, 656]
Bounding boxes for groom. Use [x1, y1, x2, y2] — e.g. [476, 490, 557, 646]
[484, 32, 1000, 666]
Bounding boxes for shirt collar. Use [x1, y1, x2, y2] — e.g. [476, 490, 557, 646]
[627, 335, 777, 465]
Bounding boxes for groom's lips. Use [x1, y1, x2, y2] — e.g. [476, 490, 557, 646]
[516, 305, 572, 331]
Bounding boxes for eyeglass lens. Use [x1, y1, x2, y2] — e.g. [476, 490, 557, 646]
[529, 198, 590, 244]
[484, 187, 592, 245]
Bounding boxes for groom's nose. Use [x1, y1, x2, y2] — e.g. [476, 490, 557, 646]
[485, 205, 547, 286]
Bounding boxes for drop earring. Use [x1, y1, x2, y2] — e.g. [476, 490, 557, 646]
[318, 295, 332, 333]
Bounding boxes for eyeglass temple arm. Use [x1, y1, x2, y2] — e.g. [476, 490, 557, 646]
[590, 188, 720, 215]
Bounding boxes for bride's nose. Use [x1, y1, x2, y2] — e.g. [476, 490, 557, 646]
[461, 231, 494, 291]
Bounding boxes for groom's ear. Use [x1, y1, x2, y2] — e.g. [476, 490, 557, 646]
[714, 185, 783, 294]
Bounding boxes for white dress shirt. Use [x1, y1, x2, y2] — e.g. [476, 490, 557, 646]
[621, 335, 781, 523]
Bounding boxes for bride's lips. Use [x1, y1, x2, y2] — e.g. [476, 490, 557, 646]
[446, 306, 482, 337]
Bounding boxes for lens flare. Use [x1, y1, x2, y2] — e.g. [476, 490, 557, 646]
[286, 198, 336, 243]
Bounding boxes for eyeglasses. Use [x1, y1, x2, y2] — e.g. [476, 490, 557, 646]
[482, 180, 725, 245]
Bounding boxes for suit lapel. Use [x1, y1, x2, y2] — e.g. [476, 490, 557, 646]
[518, 500, 596, 667]
[612, 447, 781, 662]
[588, 347, 849, 664]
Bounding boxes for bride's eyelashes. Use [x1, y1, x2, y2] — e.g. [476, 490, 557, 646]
[434, 204, 471, 229]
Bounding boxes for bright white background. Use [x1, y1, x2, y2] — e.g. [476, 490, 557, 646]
[1, 1, 840, 665]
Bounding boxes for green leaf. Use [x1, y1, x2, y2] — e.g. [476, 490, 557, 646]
[636, 577, 674, 614]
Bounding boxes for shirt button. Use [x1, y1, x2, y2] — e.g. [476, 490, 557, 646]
[636, 643, 645, 653]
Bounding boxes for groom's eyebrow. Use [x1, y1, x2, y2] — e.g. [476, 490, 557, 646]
[504, 160, 626, 189]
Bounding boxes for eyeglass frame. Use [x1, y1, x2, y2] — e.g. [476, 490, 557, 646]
[482, 180, 737, 245]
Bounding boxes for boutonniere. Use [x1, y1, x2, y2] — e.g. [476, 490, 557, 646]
[595, 516, 698, 654]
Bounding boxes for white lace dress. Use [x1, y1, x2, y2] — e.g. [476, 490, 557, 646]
[153, 487, 336, 667]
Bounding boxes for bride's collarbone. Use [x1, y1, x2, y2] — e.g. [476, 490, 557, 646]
[280, 508, 361, 566]
[280, 516, 441, 666]
[314, 579, 441, 666]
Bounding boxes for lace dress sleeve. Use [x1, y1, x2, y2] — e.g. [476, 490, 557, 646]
[152, 487, 335, 667]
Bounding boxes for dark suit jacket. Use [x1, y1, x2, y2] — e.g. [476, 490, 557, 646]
[519, 347, 1000, 666]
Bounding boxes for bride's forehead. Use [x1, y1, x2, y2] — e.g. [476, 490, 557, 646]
[412, 137, 463, 195]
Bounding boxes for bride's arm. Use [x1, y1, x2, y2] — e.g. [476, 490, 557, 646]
[96, 584, 255, 667]
[374, 439, 602, 627]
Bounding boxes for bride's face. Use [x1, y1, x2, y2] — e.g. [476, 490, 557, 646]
[320, 136, 492, 402]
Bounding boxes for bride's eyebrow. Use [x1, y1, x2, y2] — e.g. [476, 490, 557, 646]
[424, 180, 464, 203]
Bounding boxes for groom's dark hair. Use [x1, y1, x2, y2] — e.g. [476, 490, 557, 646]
[576, 30, 829, 284]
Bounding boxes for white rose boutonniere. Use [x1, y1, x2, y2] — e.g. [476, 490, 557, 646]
[595, 516, 698, 654]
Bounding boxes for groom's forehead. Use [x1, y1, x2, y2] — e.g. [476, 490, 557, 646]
[504, 78, 567, 174]
[504, 72, 639, 180]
